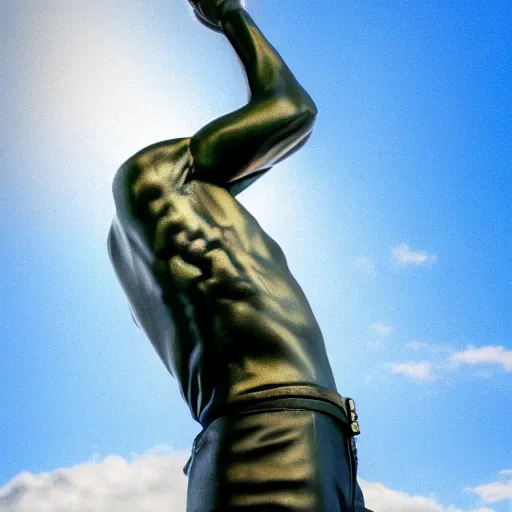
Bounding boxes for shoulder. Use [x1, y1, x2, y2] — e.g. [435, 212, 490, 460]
[112, 137, 192, 211]
[127, 136, 191, 172]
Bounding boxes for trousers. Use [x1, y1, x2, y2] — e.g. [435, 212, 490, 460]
[184, 393, 371, 511]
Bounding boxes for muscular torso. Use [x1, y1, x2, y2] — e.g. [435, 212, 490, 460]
[108, 138, 336, 422]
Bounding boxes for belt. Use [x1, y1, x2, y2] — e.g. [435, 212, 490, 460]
[200, 384, 360, 433]
[184, 384, 361, 476]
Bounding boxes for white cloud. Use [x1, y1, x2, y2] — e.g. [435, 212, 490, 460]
[449, 345, 512, 372]
[360, 479, 496, 512]
[392, 243, 438, 266]
[465, 470, 512, 505]
[0, 450, 503, 512]
[395, 344, 511, 382]
[389, 344, 511, 383]
[369, 323, 395, 337]
[390, 361, 435, 381]
[0, 448, 189, 512]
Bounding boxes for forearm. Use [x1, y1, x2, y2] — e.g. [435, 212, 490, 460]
[221, 7, 317, 112]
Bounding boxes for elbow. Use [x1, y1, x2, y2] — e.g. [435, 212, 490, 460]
[281, 86, 318, 120]
[296, 102, 319, 133]
[306, 101, 319, 119]
[293, 96, 318, 124]
[293, 89, 319, 119]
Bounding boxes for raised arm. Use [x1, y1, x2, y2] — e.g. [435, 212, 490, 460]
[187, 1, 318, 194]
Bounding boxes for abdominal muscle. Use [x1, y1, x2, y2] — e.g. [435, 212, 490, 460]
[162, 181, 335, 397]
[118, 169, 337, 414]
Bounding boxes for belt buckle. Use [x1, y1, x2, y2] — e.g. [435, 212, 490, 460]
[345, 397, 360, 436]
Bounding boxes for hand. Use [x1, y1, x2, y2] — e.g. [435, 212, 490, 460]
[188, 0, 242, 32]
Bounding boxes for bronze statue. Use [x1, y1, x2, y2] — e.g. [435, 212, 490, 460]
[108, 1, 370, 510]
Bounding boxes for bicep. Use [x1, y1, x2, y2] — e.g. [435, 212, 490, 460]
[189, 96, 317, 189]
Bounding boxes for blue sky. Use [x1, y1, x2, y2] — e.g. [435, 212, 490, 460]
[1, 1, 510, 511]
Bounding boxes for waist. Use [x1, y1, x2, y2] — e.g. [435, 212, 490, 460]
[183, 384, 361, 477]
[199, 384, 360, 436]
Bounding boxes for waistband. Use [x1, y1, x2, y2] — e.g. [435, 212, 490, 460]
[184, 384, 361, 476]
[199, 384, 360, 435]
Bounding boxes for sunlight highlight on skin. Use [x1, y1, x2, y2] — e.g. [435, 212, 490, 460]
[11, 1, 300, 243]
